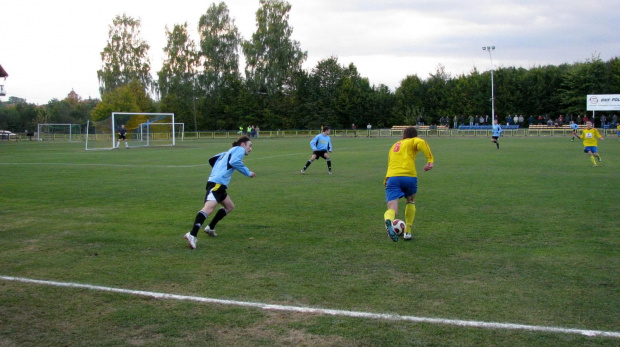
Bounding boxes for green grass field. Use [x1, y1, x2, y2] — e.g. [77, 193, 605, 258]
[1, 135, 618, 346]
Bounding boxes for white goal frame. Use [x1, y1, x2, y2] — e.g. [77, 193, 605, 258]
[137, 122, 185, 144]
[37, 123, 82, 142]
[85, 112, 175, 150]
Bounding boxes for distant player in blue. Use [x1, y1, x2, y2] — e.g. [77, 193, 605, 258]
[491, 119, 502, 149]
[184, 135, 256, 250]
[570, 121, 579, 141]
[301, 126, 333, 174]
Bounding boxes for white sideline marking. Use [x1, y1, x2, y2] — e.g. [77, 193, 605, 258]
[2, 276, 619, 338]
[0, 162, 202, 168]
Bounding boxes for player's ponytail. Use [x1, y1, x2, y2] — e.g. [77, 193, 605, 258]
[232, 135, 251, 147]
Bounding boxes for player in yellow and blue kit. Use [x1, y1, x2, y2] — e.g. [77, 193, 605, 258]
[301, 126, 333, 174]
[384, 127, 434, 242]
[574, 121, 604, 167]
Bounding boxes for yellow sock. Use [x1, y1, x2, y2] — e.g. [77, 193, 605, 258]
[384, 209, 395, 222]
[590, 156, 597, 165]
[405, 203, 416, 233]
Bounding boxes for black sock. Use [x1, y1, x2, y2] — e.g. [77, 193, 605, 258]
[303, 160, 312, 170]
[327, 160, 332, 171]
[496, 142, 499, 149]
[190, 211, 207, 236]
[208, 208, 227, 229]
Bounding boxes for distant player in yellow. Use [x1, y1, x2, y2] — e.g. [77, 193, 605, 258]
[574, 121, 604, 166]
[384, 127, 434, 242]
[617, 123, 620, 141]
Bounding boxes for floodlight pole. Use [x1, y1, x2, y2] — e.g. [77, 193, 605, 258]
[482, 46, 496, 125]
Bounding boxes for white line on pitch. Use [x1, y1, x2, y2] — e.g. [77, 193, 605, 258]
[1, 275, 618, 339]
[0, 162, 203, 168]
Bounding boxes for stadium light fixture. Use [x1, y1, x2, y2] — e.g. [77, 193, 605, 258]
[482, 46, 496, 124]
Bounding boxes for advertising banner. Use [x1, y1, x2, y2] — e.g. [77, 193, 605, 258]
[586, 94, 620, 111]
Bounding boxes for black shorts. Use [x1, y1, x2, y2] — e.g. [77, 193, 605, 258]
[313, 150, 329, 159]
[492, 136, 499, 140]
[204, 181, 228, 203]
[118, 134, 127, 140]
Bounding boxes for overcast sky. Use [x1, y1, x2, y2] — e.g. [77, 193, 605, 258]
[2, 0, 618, 105]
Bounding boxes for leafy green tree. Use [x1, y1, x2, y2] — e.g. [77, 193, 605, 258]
[559, 55, 607, 115]
[606, 57, 620, 91]
[97, 14, 152, 96]
[334, 64, 374, 128]
[242, 0, 307, 95]
[198, 2, 242, 93]
[421, 64, 450, 124]
[90, 80, 154, 121]
[159, 23, 199, 95]
[158, 23, 199, 130]
[394, 74, 425, 125]
[369, 83, 395, 128]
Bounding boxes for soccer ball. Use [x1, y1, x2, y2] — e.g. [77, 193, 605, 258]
[392, 219, 406, 236]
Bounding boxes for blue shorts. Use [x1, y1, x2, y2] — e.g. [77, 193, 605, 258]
[385, 176, 417, 202]
[584, 146, 598, 154]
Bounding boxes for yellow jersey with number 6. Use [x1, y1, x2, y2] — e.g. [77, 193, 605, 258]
[385, 137, 433, 185]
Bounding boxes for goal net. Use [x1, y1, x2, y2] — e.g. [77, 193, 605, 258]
[37, 123, 82, 142]
[85, 112, 178, 150]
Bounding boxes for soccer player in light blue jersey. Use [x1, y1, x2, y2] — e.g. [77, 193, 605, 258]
[570, 121, 579, 141]
[184, 135, 256, 250]
[301, 126, 333, 174]
[491, 119, 502, 149]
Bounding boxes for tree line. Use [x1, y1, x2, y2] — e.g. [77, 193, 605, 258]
[2, 0, 618, 133]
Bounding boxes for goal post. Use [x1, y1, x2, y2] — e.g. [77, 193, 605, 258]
[137, 122, 185, 144]
[37, 123, 82, 142]
[85, 112, 176, 150]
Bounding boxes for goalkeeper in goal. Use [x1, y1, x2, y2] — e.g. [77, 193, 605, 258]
[184, 135, 256, 250]
[116, 124, 129, 149]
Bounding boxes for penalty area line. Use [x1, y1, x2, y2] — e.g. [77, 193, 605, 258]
[1, 275, 618, 339]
